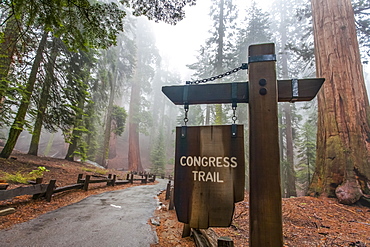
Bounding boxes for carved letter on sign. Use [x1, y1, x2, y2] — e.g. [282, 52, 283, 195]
[174, 125, 245, 229]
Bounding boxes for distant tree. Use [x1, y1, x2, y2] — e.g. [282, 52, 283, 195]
[149, 59, 181, 168]
[187, 0, 238, 125]
[187, 46, 214, 124]
[352, 0, 370, 58]
[150, 130, 166, 176]
[128, 18, 158, 172]
[235, 1, 272, 67]
[296, 102, 317, 194]
[234, 1, 272, 190]
[64, 51, 92, 161]
[271, 0, 304, 198]
[308, 0, 370, 205]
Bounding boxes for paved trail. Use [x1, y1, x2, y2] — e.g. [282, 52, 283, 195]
[0, 179, 167, 247]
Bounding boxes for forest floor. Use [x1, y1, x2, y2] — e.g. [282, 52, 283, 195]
[1, 151, 370, 246]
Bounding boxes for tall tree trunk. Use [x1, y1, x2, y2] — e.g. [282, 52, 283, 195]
[214, 0, 225, 125]
[65, 96, 85, 161]
[128, 78, 144, 172]
[279, 8, 296, 197]
[205, 105, 211, 125]
[98, 72, 116, 167]
[0, 16, 19, 107]
[0, 31, 48, 159]
[309, 0, 370, 204]
[284, 103, 297, 197]
[28, 37, 58, 156]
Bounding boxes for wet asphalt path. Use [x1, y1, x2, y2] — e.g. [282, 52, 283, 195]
[0, 179, 167, 247]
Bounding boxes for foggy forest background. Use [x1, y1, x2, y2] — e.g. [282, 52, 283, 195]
[1, 0, 370, 197]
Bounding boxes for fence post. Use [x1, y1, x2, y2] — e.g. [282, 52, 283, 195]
[77, 174, 83, 183]
[112, 175, 116, 186]
[165, 181, 171, 200]
[130, 173, 134, 184]
[83, 175, 91, 191]
[218, 236, 234, 247]
[32, 178, 44, 199]
[45, 180, 56, 202]
[169, 187, 174, 210]
[36, 178, 43, 184]
[107, 174, 112, 186]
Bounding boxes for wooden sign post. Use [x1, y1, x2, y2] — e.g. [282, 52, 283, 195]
[248, 43, 282, 246]
[162, 43, 324, 247]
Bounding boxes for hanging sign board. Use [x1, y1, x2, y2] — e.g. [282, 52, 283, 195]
[174, 125, 245, 229]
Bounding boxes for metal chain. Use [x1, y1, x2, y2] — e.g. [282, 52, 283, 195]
[232, 106, 237, 124]
[186, 63, 248, 85]
[184, 105, 189, 126]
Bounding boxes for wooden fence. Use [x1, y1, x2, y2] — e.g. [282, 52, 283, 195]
[0, 173, 156, 202]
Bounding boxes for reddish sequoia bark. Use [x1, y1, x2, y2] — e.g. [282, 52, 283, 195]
[309, 0, 370, 203]
[128, 79, 144, 172]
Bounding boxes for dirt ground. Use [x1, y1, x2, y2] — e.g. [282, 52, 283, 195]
[1, 152, 370, 246]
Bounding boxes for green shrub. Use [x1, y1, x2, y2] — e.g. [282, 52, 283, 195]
[81, 167, 107, 175]
[29, 166, 50, 178]
[0, 166, 50, 184]
[0, 172, 31, 184]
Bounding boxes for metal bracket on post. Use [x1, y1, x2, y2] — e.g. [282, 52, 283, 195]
[248, 54, 276, 63]
[291, 78, 299, 102]
[182, 85, 189, 139]
[231, 82, 238, 138]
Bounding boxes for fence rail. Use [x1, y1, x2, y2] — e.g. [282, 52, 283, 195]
[0, 173, 156, 202]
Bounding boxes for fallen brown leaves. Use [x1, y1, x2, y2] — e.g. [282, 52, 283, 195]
[1, 152, 370, 246]
[210, 195, 370, 246]
[152, 191, 195, 247]
[153, 192, 370, 246]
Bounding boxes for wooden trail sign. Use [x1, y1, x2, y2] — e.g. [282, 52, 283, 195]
[162, 43, 324, 247]
[174, 125, 245, 229]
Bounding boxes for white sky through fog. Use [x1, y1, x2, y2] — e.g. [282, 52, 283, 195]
[152, 0, 212, 81]
[151, 1, 274, 82]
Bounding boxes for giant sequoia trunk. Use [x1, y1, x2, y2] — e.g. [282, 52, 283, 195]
[308, 0, 370, 204]
[128, 79, 144, 172]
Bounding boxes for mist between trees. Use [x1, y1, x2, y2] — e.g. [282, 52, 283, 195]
[1, 0, 370, 203]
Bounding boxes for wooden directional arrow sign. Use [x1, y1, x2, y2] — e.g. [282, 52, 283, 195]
[162, 78, 324, 105]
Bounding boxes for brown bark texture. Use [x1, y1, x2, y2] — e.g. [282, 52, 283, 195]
[309, 0, 370, 202]
[128, 79, 144, 172]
